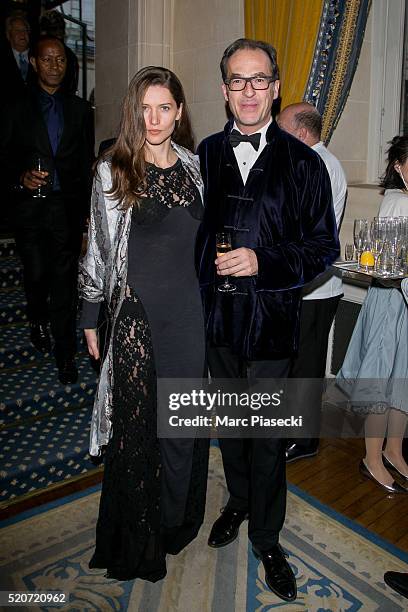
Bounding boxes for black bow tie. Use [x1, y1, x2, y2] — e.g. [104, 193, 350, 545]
[229, 129, 261, 151]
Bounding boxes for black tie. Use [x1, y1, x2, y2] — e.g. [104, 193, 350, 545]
[229, 129, 261, 151]
[45, 95, 61, 155]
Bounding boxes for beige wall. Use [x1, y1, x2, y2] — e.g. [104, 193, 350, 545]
[329, 10, 373, 185]
[95, 0, 244, 147]
[328, 9, 386, 250]
[95, 0, 172, 147]
[171, 0, 245, 144]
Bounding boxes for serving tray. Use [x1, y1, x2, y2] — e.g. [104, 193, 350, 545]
[332, 261, 408, 287]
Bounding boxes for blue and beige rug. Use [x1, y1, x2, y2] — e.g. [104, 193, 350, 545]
[0, 447, 407, 611]
[0, 239, 98, 505]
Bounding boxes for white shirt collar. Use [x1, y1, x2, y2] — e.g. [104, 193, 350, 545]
[231, 118, 272, 184]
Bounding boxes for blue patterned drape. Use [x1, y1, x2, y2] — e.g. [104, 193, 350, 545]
[305, 0, 372, 143]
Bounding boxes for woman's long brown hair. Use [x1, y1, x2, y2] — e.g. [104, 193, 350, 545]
[102, 66, 195, 210]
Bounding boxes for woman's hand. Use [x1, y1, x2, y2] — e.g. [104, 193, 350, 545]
[84, 328, 100, 360]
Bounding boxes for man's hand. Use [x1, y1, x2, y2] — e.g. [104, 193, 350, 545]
[215, 247, 258, 277]
[84, 328, 100, 360]
[21, 169, 49, 191]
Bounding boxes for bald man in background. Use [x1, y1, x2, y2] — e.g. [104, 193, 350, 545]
[277, 102, 347, 463]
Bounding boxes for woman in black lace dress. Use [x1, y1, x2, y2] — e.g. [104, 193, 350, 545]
[79, 67, 209, 581]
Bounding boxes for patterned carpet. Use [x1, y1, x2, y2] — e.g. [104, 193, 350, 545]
[0, 239, 98, 506]
[1, 447, 407, 612]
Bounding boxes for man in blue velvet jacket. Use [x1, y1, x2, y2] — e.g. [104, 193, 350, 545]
[196, 38, 339, 603]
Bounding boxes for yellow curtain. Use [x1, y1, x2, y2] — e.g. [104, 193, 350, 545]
[245, 0, 323, 109]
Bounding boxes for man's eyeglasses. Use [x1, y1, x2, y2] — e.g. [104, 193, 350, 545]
[224, 76, 276, 91]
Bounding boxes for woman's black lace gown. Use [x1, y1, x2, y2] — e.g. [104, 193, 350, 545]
[88, 160, 209, 581]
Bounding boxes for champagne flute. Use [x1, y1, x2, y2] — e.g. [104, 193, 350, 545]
[32, 157, 47, 199]
[386, 217, 401, 275]
[370, 219, 385, 272]
[216, 231, 236, 293]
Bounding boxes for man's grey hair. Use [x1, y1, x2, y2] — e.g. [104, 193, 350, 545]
[5, 13, 30, 35]
[292, 106, 322, 139]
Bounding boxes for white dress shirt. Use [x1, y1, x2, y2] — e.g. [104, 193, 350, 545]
[303, 141, 347, 300]
[231, 118, 272, 184]
[379, 189, 408, 217]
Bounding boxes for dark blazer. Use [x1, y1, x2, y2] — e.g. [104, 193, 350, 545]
[196, 120, 340, 360]
[2, 43, 36, 103]
[0, 85, 94, 221]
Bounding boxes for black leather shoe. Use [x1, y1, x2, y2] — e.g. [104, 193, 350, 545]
[208, 507, 248, 548]
[253, 544, 297, 602]
[30, 322, 51, 353]
[382, 454, 408, 482]
[384, 571, 408, 598]
[57, 358, 78, 385]
[286, 443, 318, 464]
[359, 460, 407, 493]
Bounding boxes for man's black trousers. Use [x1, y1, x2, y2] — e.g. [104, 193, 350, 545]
[13, 192, 83, 361]
[207, 345, 291, 551]
[288, 295, 341, 452]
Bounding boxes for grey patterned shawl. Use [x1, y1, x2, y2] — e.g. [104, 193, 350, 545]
[79, 143, 204, 456]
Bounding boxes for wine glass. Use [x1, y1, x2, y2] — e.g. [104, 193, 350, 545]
[216, 232, 236, 293]
[32, 157, 47, 199]
[353, 219, 368, 270]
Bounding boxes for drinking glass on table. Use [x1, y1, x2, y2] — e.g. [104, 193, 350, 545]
[378, 218, 398, 276]
[399, 217, 408, 273]
[344, 243, 354, 261]
[370, 219, 385, 271]
[216, 231, 236, 293]
[386, 217, 402, 275]
[353, 219, 368, 269]
[32, 157, 47, 199]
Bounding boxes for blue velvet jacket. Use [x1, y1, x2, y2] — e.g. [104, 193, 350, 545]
[196, 120, 340, 360]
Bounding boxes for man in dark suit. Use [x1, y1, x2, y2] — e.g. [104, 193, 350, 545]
[3, 13, 35, 100]
[196, 38, 339, 602]
[0, 35, 94, 384]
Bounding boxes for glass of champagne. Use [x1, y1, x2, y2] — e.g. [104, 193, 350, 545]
[32, 157, 47, 199]
[216, 231, 236, 293]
